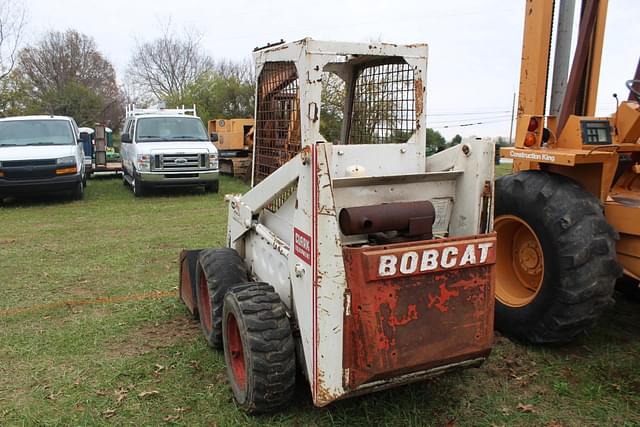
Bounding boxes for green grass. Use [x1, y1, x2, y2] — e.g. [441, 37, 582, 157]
[495, 162, 513, 178]
[1, 175, 639, 426]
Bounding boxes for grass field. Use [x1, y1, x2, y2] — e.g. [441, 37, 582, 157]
[1, 175, 639, 426]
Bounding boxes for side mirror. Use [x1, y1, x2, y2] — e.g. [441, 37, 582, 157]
[77, 138, 83, 144]
[121, 133, 132, 143]
[210, 132, 219, 143]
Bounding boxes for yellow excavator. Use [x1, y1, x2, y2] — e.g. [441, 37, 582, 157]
[497, 0, 640, 343]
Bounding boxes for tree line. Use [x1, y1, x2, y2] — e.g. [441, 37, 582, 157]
[0, 1, 254, 131]
[0, 0, 460, 148]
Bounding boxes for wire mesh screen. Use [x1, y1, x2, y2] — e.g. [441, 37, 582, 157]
[254, 61, 301, 185]
[348, 61, 415, 144]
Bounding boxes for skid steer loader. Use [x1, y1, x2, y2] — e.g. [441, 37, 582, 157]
[179, 39, 497, 413]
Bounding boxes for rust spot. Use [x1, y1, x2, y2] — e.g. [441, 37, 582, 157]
[427, 284, 460, 313]
[415, 78, 424, 117]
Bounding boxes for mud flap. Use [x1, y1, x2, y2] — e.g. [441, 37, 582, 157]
[179, 249, 203, 317]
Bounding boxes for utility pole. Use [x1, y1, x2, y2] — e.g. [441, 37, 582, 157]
[508, 91, 516, 145]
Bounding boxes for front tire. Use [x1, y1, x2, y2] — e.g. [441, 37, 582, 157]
[222, 283, 296, 413]
[132, 174, 146, 197]
[72, 180, 85, 200]
[494, 171, 621, 344]
[204, 181, 219, 193]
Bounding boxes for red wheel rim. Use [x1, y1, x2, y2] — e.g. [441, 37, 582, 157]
[198, 271, 212, 333]
[226, 312, 246, 389]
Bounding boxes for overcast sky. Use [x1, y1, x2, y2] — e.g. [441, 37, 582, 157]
[23, 0, 639, 139]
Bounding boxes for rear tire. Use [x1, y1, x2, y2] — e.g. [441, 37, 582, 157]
[195, 248, 248, 348]
[494, 171, 621, 344]
[222, 283, 296, 413]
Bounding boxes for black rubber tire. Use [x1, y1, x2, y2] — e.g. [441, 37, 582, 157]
[495, 170, 621, 344]
[132, 173, 146, 197]
[222, 283, 296, 414]
[204, 181, 219, 193]
[196, 248, 248, 349]
[72, 180, 84, 200]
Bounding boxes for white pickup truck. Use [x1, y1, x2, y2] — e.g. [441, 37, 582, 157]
[0, 115, 85, 201]
[120, 106, 219, 197]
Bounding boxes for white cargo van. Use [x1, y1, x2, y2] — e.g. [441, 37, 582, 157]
[0, 115, 85, 200]
[120, 105, 219, 197]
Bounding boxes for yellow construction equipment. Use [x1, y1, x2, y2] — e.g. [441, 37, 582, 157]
[496, 0, 640, 343]
[208, 118, 254, 180]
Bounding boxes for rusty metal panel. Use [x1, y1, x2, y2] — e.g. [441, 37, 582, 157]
[254, 61, 301, 186]
[178, 249, 201, 317]
[349, 61, 416, 145]
[342, 234, 496, 390]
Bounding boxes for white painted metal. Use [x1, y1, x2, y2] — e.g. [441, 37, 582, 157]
[224, 39, 495, 407]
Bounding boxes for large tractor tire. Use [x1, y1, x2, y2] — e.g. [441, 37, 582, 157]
[196, 248, 248, 349]
[222, 283, 296, 413]
[494, 171, 621, 344]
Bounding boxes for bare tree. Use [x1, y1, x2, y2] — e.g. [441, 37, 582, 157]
[0, 0, 25, 81]
[16, 30, 124, 127]
[213, 57, 254, 83]
[127, 26, 213, 101]
[19, 30, 119, 96]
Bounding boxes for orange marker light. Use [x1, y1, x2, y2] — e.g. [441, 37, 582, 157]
[524, 132, 537, 147]
[56, 166, 77, 175]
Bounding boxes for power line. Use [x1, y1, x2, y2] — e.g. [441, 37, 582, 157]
[428, 114, 511, 125]
[431, 118, 511, 129]
[427, 110, 511, 117]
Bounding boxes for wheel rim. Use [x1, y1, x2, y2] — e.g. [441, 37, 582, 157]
[198, 271, 212, 333]
[495, 215, 545, 307]
[226, 312, 246, 390]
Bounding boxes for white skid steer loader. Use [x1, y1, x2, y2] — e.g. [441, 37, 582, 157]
[179, 38, 497, 413]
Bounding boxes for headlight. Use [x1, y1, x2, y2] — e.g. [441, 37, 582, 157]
[137, 154, 151, 172]
[208, 152, 219, 169]
[56, 156, 76, 165]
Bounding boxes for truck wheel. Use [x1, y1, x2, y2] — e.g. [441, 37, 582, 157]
[196, 248, 248, 348]
[205, 181, 219, 193]
[494, 171, 621, 343]
[72, 181, 85, 200]
[132, 175, 146, 197]
[222, 283, 296, 413]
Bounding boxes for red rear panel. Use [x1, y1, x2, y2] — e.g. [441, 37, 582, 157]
[342, 234, 496, 389]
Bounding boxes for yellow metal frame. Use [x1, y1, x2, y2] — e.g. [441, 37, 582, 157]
[506, 0, 640, 279]
[208, 118, 255, 152]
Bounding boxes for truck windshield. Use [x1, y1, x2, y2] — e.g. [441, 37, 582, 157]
[135, 117, 209, 142]
[0, 119, 75, 146]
